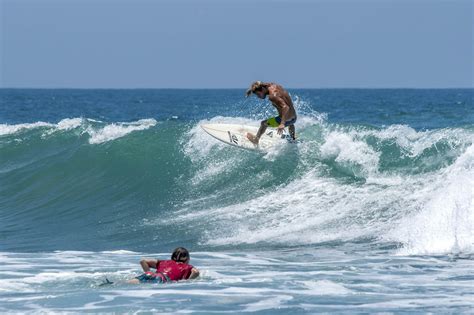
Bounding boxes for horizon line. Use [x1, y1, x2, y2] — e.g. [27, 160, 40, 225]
[1, 86, 473, 90]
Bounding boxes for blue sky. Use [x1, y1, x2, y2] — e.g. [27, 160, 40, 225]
[1, 0, 472, 88]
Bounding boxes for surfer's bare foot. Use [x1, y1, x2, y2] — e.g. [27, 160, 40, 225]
[247, 133, 259, 145]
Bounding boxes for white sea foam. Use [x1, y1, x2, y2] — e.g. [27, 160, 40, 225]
[299, 280, 352, 295]
[0, 121, 54, 136]
[0, 250, 472, 313]
[87, 118, 157, 144]
[320, 131, 380, 176]
[242, 295, 293, 312]
[100, 250, 138, 255]
[199, 170, 415, 246]
[0, 118, 158, 145]
[190, 160, 230, 186]
[20, 271, 93, 284]
[0, 118, 85, 137]
[389, 144, 474, 255]
[56, 117, 83, 130]
[363, 124, 472, 158]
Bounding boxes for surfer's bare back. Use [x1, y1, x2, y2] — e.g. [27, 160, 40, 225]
[245, 81, 297, 145]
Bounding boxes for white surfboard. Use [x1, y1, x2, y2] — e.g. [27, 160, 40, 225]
[201, 123, 294, 151]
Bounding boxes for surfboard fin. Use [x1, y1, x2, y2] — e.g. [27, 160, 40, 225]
[99, 277, 114, 286]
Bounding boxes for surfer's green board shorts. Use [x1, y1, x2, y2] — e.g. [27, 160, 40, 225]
[266, 116, 297, 127]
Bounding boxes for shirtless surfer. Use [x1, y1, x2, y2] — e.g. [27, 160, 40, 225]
[245, 81, 297, 144]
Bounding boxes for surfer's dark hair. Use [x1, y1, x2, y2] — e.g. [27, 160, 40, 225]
[171, 247, 190, 263]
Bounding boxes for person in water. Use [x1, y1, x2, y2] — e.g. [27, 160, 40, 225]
[128, 247, 200, 284]
[245, 81, 297, 144]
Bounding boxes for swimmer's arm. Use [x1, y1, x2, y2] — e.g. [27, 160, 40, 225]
[140, 258, 161, 272]
[188, 267, 200, 279]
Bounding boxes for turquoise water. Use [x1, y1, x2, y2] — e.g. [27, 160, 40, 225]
[1, 89, 473, 313]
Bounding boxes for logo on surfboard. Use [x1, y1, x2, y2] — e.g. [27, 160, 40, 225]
[227, 131, 239, 145]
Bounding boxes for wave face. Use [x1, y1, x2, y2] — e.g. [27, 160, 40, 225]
[0, 89, 473, 255]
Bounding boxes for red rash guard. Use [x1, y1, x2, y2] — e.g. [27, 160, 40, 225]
[156, 260, 193, 281]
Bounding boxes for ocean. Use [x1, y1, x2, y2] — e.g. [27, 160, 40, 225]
[1, 88, 473, 313]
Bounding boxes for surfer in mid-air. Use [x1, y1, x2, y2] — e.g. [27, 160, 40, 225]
[245, 81, 297, 145]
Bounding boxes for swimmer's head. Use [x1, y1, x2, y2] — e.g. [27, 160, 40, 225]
[171, 247, 190, 263]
